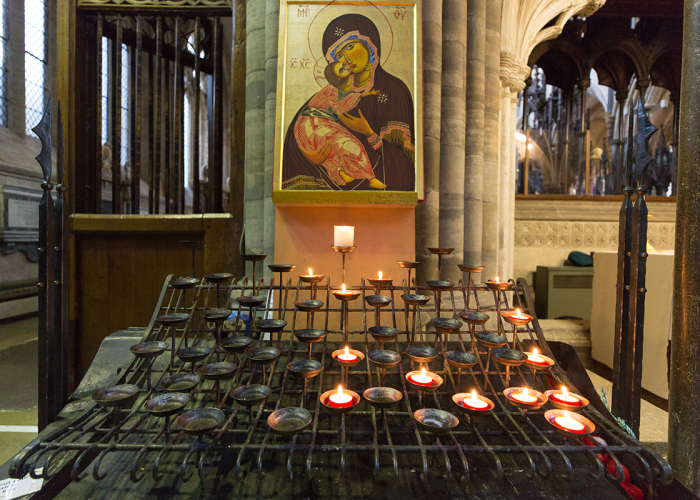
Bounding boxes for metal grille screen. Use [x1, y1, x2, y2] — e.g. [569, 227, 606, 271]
[25, 0, 46, 136]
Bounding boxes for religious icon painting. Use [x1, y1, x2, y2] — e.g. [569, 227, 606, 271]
[273, 0, 424, 204]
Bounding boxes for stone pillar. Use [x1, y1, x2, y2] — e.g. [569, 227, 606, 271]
[497, 83, 511, 280]
[508, 94, 518, 278]
[244, 0, 265, 275]
[481, 0, 501, 280]
[438, 0, 467, 284]
[416, 0, 443, 284]
[263, 0, 278, 279]
[668, 1, 700, 494]
[463, 0, 485, 269]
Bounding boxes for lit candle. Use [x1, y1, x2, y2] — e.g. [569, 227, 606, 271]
[329, 385, 353, 408]
[308, 268, 314, 277]
[511, 308, 528, 320]
[495, 277, 500, 283]
[511, 388, 538, 404]
[527, 348, 547, 366]
[410, 368, 433, 387]
[334, 226, 354, 247]
[378, 271, 382, 280]
[462, 390, 489, 410]
[550, 386, 580, 406]
[337, 346, 358, 362]
[553, 411, 585, 433]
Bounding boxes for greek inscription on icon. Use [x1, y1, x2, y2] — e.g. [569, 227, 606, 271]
[298, 5, 310, 17]
[290, 58, 311, 69]
[394, 7, 406, 20]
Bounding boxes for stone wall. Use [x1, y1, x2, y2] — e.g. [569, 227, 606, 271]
[513, 198, 676, 285]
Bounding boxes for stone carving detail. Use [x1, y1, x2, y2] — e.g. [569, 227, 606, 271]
[515, 220, 675, 250]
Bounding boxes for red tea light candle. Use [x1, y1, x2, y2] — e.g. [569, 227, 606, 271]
[550, 386, 581, 406]
[462, 390, 489, 411]
[335, 283, 353, 296]
[510, 388, 538, 404]
[329, 385, 353, 409]
[527, 348, 547, 366]
[337, 346, 358, 362]
[553, 411, 586, 434]
[410, 368, 433, 387]
[510, 308, 531, 321]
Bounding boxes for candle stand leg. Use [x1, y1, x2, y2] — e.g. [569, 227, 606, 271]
[457, 368, 462, 390]
[252, 261, 257, 296]
[512, 324, 518, 350]
[375, 306, 380, 327]
[410, 306, 417, 346]
[437, 255, 443, 281]
[344, 366, 349, 387]
[249, 406, 254, 426]
[418, 391, 423, 409]
[531, 369, 537, 389]
[278, 272, 284, 320]
[191, 247, 196, 279]
[505, 366, 511, 388]
[216, 380, 222, 406]
[303, 378, 308, 409]
[262, 365, 267, 386]
[164, 418, 171, 443]
[466, 272, 473, 311]
[247, 307, 255, 341]
[308, 343, 312, 360]
[216, 283, 221, 309]
[342, 253, 346, 284]
[469, 325, 476, 352]
[485, 348, 492, 387]
[407, 268, 412, 292]
[343, 303, 349, 345]
[146, 358, 153, 391]
[216, 324, 222, 361]
[470, 415, 477, 445]
[171, 327, 176, 370]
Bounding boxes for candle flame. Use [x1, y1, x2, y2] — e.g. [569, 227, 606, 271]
[421, 368, 426, 377]
[495, 277, 500, 283]
[516, 308, 522, 317]
[562, 386, 568, 398]
[564, 410, 572, 421]
[522, 388, 528, 397]
[342, 283, 346, 293]
[378, 271, 383, 280]
[309, 268, 313, 276]
[470, 390, 478, 402]
[337, 385, 343, 396]
[532, 348, 538, 357]
[345, 346, 349, 356]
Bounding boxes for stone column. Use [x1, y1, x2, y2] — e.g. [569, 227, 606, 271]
[438, 0, 467, 284]
[668, 1, 700, 494]
[463, 0, 485, 268]
[244, 0, 266, 275]
[497, 83, 511, 280]
[415, 0, 442, 284]
[263, 0, 278, 279]
[508, 94, 518, 278]
[481, 0, 501, 280]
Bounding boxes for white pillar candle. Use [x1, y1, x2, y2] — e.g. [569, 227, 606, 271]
[334, 226, 354, 247]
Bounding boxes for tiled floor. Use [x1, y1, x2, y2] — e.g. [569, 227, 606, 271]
[0, 316, 38, 465]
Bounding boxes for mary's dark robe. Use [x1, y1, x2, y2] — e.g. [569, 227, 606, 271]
[282, 14, 416, 192]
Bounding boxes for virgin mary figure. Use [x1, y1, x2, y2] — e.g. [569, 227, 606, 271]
[282, 14, 416, 192]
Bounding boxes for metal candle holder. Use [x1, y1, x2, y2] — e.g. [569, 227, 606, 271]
[544, 390, 589, 412]
[444, 350, 478, 389]
[201, 308, 231, 360]
[331, 245, 356, 284]
[402, 294, 430, 345]
[485, 279, 514, 325]
[320, 388, 361, 414]
[474, 331, 507, 386]
[199, 361, 237, 405]
[427, 247, 454, 281]
[459, 311, 490, 352]
[491, 348, 527, 388]
[397, 261, 421, 292]
[144, 393, 190, 443]
[170, 277, 199, 338]
[268, 264, 295, 320]
[367, 350, 401, 386]
[544, 409, 596, 437]
[256, 319, 287, 348]
[157, 313, 191, 369]
[457, 264, 484, 312]
[503, 387, 547, 425]
[287, 359, 324, 409]
[236, 295, 267, 340]
[331, 348, 364, 386]
[246, 346, 281, 385]
[413, 408, 459, 435]
[204, 273, 233, 309]
[241, 254, 267, 295]
[525, 351, 556, 389]
[176, 346, 212, 373]
[231, 384, 271, 424]
[332, 288, 360, 344]
[130, 341, 168, 390]
[267, 407, 312, 436]
[500, 310, 533, 350]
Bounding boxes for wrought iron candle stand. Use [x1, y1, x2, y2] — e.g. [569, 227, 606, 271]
[204, 273, 232, 308]
[402, 293, 430, 345]
[14, 264, 675, 498]
[241, 253, 267, 295]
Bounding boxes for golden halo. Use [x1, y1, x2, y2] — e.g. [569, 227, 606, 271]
[307, 2, 393, 72]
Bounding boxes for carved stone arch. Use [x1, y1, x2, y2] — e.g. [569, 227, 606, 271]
[588, 35, 648, 95]
[528, 37, 586, 94]
[649, 49, 682, 99]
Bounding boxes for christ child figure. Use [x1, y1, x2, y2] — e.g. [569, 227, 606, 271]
[294, 61, 385, 189]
